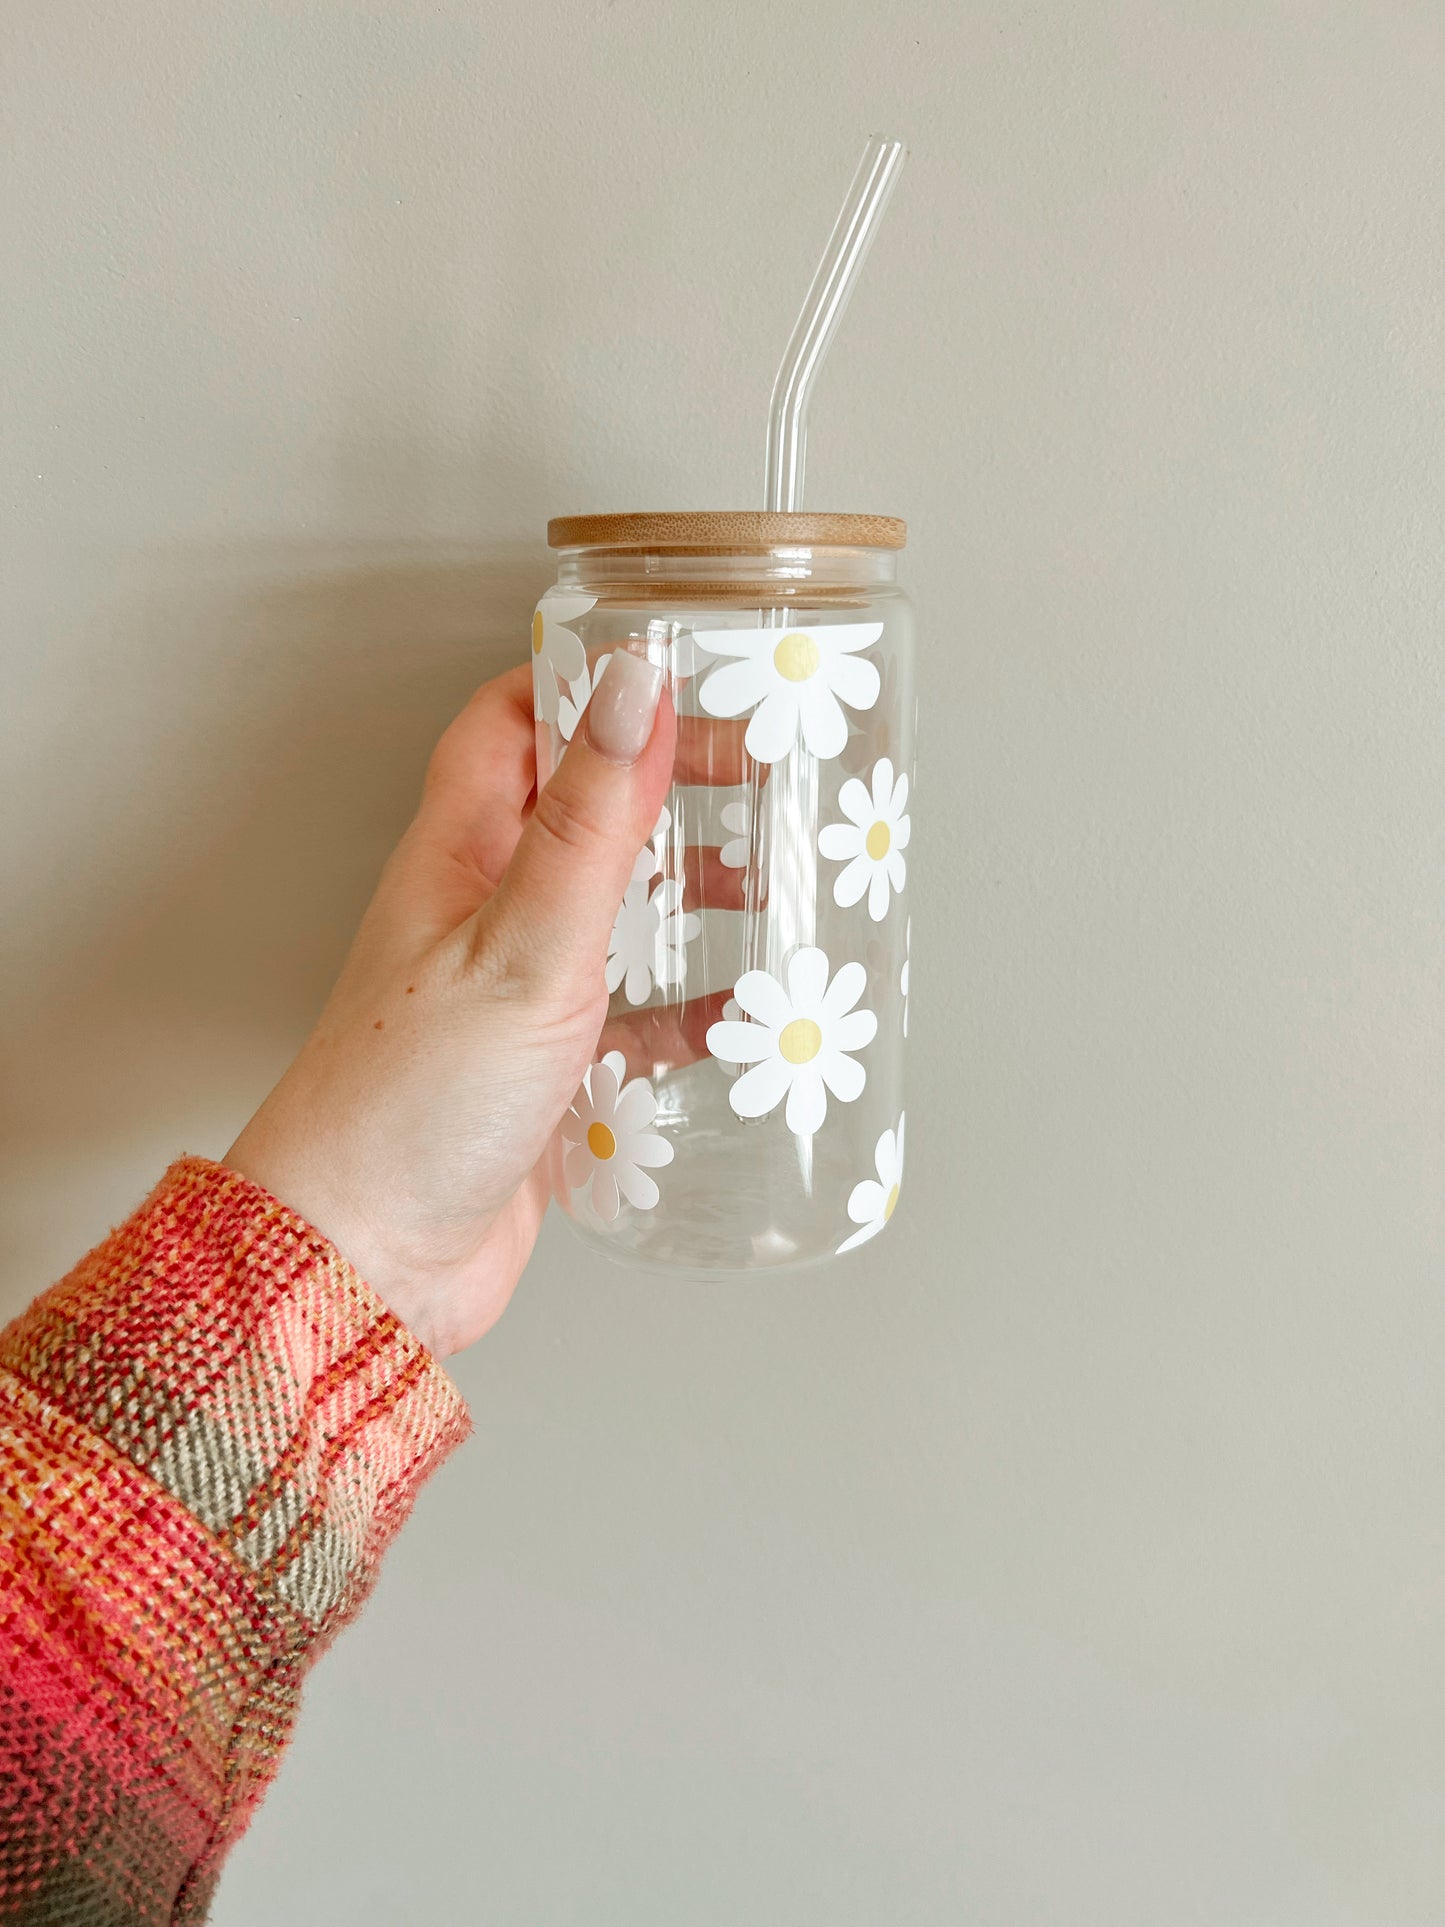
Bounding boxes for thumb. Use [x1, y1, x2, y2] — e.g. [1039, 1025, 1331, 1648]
[475, 647, 674, 999]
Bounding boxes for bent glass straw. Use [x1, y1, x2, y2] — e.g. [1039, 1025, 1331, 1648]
[738, 136, 908, 1134]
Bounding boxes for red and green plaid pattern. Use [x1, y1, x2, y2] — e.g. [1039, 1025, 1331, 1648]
[0, 1157, 470, 1924]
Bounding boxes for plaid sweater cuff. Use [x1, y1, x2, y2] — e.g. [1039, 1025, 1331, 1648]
[0, 1156, 471, 1924]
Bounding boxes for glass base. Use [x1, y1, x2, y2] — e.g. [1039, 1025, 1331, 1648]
[556, 1060, 874, 1275]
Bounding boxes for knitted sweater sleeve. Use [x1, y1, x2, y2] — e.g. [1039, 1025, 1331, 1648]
[0, 1156, 472, 1926]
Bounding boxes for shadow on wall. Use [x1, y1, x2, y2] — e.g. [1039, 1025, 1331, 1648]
[0, 541, 543, 1292]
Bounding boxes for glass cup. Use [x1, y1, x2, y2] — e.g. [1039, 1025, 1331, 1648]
[532, 511, 914, 1272]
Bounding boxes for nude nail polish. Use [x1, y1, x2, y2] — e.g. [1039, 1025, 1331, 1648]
[585, 647, 664, 764]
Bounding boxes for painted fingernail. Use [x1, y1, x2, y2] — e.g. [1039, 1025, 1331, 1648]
[585, 647, 664, 764]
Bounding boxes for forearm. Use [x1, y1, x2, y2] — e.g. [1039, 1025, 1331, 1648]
[0, 1157, 469, 1925]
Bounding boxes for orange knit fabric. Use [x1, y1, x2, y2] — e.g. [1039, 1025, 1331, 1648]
[0, 1157, 471, 1924]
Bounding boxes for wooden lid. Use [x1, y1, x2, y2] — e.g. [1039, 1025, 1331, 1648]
[546, 510, 906, 551]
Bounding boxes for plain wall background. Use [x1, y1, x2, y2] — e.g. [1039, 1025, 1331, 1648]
[3, 3, 1442, 1921]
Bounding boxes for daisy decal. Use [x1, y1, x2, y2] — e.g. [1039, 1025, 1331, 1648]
[718, 798, 751, 870]
[531, 594, 595, 725]
[606, 874, 700, 1006]
[557, 651, 611, 742]
[819, 756, 911, 921]
[693, 621, 882, 764]
[706, 946, 878, 1135]
[562, 1050, 673, 1219]
[837, 1115, 905, 1252]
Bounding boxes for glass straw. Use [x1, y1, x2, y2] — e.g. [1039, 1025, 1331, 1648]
[741, 136, 908, 1070]
[764, 134, 908, 515]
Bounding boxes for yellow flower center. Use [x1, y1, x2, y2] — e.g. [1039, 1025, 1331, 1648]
[772, 631, 820, 683]
[884, 1183, 900, 1221]
[779, 1018, 823, 1064]
[532, 610, 545, 655]
[587, 1121, 617, 1160]
[865, 819, 891, 860]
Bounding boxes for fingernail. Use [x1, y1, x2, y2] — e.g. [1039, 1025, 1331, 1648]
[585, 647, 664, 764]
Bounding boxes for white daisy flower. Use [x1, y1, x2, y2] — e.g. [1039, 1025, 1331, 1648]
[531, 594, 595, 724]
[706, 946, 877, 1136]
[562, 1050, 673, 1219]
[606, 874, 701, 1006]
[819, 756, 911, 921]
[718, 798, 751, 869]
[837, 1115, 906, 1252]
[694, 621, 883, 764]
[557, 650, 611, 742]
[901, 916, 911, 1037]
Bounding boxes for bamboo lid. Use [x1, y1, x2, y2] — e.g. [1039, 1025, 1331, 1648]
[546, 510, 906, 551]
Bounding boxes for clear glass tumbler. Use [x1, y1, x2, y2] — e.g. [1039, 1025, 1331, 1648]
[533, 511, 914, 1272]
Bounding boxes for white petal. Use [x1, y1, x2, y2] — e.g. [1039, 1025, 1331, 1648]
[847, 1177, 888, 1226]
[821, 959, 867, 1018]
[564, 1144, 593, 1189]
[624, 959, 652, 1005]
[819, 822, 862, 862]
[591, 1057, 622, 1111]
[837, 777, 874, 828]
[534, 664, 562, 724]
[873, 1129, 898, 1185]
[832, 852, 872, 909]
[729, 1055, 794, 1119]
[816, 621, 884, 655]
[829, 1008, 878, 1055]
[795, 682, 848, 761]
[743, 689, 801, 764]
[733, 969, 793, 1027]
[604, 951, 627, 993]
[719, 837, 749, 869]
[891, 770, 909, 815]
[818, 1049, 866, 1105]
[614, 1080, 659, 1133]
[692, 627, 773, 660]
[886, 849, 908, 895]
[785, 1069, 827, 1135]
[890, 814, 912, 852]
[837, 1216, 887, 1253]
[786, 947, 830, 1009]
[720, 799, 748, 835]
[706, 1020, 774, 1066]
[627, 1130, 674, 1169]
[825, 652, 881, 713]
[698, 657, 769, 719]
[871, 757, 895, 810]
[867, 866, 892, 922]
[546, 594, 599, 626]
[615, 1162, 661, 1210]
[592, 1169, 620, 1220]
[546, 628, 586, 683]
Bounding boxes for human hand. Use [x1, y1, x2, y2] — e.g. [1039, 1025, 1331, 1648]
[225, 647, 746, 1357]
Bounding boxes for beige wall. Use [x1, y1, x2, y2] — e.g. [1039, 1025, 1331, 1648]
[4, 3, 1442, 1920]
